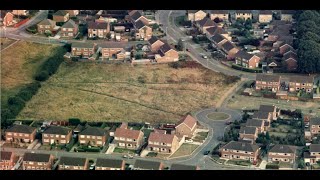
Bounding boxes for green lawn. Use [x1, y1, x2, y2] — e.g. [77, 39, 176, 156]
[113, 147, 136, 154]
[279, 162, 293, 169]
[170, 143, 199, 158]
[227, 159, 252, 166]
[211, 155, 226, 164]
[146, 152, 158, 157]
[193, 131, 209, 142]
[269, 132, 295, 138]
[207, 112, 230, 120]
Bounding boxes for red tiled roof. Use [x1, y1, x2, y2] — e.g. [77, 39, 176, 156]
[115, 128, 141, 139]
[178, 115, 197, 129]
[148, 132, 175, 144]
[0, 151, 12, 160]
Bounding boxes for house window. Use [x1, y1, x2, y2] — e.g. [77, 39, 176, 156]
[61, 135, 66, 138]
[56, 135, 59, 138]
[86, 135, 91, 138]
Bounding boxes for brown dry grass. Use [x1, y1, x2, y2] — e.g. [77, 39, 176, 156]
[1, 38, 17, 50]
[17, 62, 236, 123]
[1, 40, 57, 107]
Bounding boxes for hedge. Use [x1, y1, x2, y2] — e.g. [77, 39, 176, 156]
[266, 164, 279, 169]
[231, 64, 262, 73]
[66, 138, 77, 151]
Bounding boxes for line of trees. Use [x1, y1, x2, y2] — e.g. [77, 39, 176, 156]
[1, 46, 67, 127]
[296, 10, 320, 73]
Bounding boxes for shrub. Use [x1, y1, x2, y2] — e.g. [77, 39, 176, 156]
[266, 164, 279, 169]
[68, 118, 81, 126]
[231, 64, 262, 73]
[35, 71, 49, 81]
[137, 76, 146, 84]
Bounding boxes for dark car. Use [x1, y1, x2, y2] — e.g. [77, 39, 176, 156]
[225, 121, 232, 125]
[203, 150, 210, 155]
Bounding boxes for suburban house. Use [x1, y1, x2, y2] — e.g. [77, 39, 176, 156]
[0, 151, 19, 170]
[239, 126, 258, 142]
[5, 125, 37, 143]
[220, 141, 260, 162]
[210, 10, 229, 22]
[71, 42, 96, 58]
[133, 19, 152, 41]
[22, 153, 54, 170]
[255, 74, 281, 92]
[187, 10, 207, 22]
[252, 111, 272, 123]
[60, 19, 79, 38]
[253, 29, 265, 39]
[258, 105, 280, 121]
[87, 21, 110, 39]
[99, 42, 129, 60]
[310, 118, 320, 136]
[155, 43, 179, 63]
[281, 10, 295, 22]
[42, 126, 72, 145]
[58, 157, 89, 170]
[194, 18, 217, 34]
[78, 126, 108, 147]
[279, 43, 294, 55]
[283, 51, 298, 71]
[114, 124, 144, 150]
[12, 10, 29, 16]
[175, 115, 197, 138]
[148, 36, 165, 53]
[304, 144, 320, 165]
[210, 34, 228, 48]
[95, 158, 125, 170]
[258, 10, 273, 23]
[37, 19, 56, 34]
[206, 26, 230, 40]
[245, 119, 265, 133]
[289, 76, 314, 93]
[235, 10, 252, 20]
[170, 163, 200, 170]
[221, 41, 239, 60]
[0, 11, 14, 26]
[234, 50, 261, 69]
[129, 10, 149, 25]
[268, 144, 297, 164]
[53, 10, 69, 23]
[147, 131, 180, 154]
[133, 160, 164, 170]
[66, 10, 79, 17]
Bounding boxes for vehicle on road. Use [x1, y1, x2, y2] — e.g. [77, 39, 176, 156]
[60, 40, 68, 44]
[185, 139, 193, 143]
[186, 48, 190, 52]
[201, 54, 208, 59]
[225, 121, 232, 125]
[203, 150, 210, 155]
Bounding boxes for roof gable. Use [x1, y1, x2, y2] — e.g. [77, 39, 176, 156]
[148, 132, 175, 144]
[177, 115, 197, 130]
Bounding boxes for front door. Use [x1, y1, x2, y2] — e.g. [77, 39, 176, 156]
[50, 139, 54, 144]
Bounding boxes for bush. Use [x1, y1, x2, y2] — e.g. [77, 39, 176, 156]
[231, 64, 262, 73]
[137, 76, 146, 84]
[68, 118, 81, 126]
[266, 164, 279, 169]
[65, 138, 76, 151]
[35, 71, 49, 81]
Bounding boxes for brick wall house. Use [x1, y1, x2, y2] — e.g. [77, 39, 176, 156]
[220, 141, 260, 162]
[255, 74, 281, 92]
[0, 151, 19, 170]
[148, 36, 165, 53]
[289, 76, 314, 93]
[147, 131, 180, 154]
[37, 19, 56, 34]
[175, 115, 197, 138]
[23, 153, 54, 170]
[71, 42, 96, 58]
[187, 10, 207, 22]
[42, 126, 72, 145]
[235, 50, 260, 69]
[114, 124, 144, 150]
[310, 118, 320, 137]
[58, 156, 88, 170]
[268, 144, 297, 164]
[60, 19, 78, 38]
[87, 21, 110, 39]
[95, 158, 125, 170]
[5, 125, 37, 143]
[78, 126, 108, 147]
[239, 126, 258, 142]
[53, 10, 69, 23]
[155, 43, 179, 63]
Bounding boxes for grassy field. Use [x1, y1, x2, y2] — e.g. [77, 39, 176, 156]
[1, 41, 57, 109]
[227, 94, 320, 116]
[1, 38, 17, 50]
[17, 62, 235, 123]
[170, 143, 199, 158]
[207, 112, 230, 120]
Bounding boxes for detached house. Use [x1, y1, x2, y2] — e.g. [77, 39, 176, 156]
[133, 20, 152, 40]
[259, 10, 273, 23]
[279, 43, 294, 55]
[147, 131, 180, 154]
[71, 42, 96, 58]
[175, 115, 197, 138]
[0, 11, 14, 26]
[58, 157, 88, 170]
[95, 158, 125, 170]
[281, 10, 295, 22]
[235, 10, 252, 20]
[210, 10, 229, 22]
[283, 51, 298, 71]
[210, 34, 228, 48]
[221, 41, 239, 60]
[268, 144, 297, 164]
[155, 43, 179, 63]
[53, 10, 69, 23]
[60, 19, 78, 38]
[133, 160, 164, 170]
[87, 21, 110, 39]
[99, 42, 129, 60]
[37, 19, 56, 34]
[220, 141, 260, 162]
[66, 10, 79, 17]
[5, 125, 36, 143]
[252, 111, 272, 122]
[206, 26, 230, 40]
[255, 74, 281, 92]
[114, 124, 144, 150]
[304, 144, 320, 165]
[194, 18, 216, 34]
[239, 126, 258, 142]
[187, 10, 207, 22]
[148, 36, 165, 53]
[129, 10, 149, 25]
[0, 151, 19, 170]
[245, 119, 265, 133]
[23, 153, 54, 170]
[235, 50, 260, 69]
[42, 126, 72, 145]
[258, 105, 279, 121]
[78, 126, 108, 147]
[289, 76, 314, 93]
[310, 118, 320, 136]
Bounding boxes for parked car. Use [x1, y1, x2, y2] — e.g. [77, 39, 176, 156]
[225, 121, 232, 125]
[203, 150, 210, 155]
[185, 139, 193, 143]
[202, 55, 208, 59]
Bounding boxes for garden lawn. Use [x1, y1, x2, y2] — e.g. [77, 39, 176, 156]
[170, 143, 199, 158]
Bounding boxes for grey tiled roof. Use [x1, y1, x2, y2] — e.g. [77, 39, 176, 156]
[210, 34, 225, 44]
[269, 144, 297, 154]
[310, 144, 320, 152]
[79, 126, 107, 136]
[6, 125, 36, 134]
[245, 119, 264, 128]
[252, 111, 270, 120]
[61, 19, 78, 28]
[222, 141, 259, 152]
[23, 153, 51, 162]
[59, 156, 87, 166]
[235, 50, 254, 60]
[134, 159, 162, 170]
[239, 126, 257, 135]
[310, 118, 320, 126]
[259, 105, 277, 113]
[256, 74, 280, 82]
[95, 158, 124, 168]
[43, 126, 71, 135]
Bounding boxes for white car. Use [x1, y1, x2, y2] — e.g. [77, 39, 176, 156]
[185, 139, 193, 143]
[202, 55, 208, 59]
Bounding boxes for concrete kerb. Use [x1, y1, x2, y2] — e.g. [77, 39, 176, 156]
[205, 112, 231, 122]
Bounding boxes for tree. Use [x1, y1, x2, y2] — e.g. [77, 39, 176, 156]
[266, 132, 270, 140]
[35, 71, 49, 81]
[106, 32, 111, 40]
[177, 39, 184, 51]
[152, 23, 159, 30]
[244, 19, 253, 30]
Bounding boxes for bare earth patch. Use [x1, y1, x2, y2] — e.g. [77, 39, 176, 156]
[17, 62, 236, 123]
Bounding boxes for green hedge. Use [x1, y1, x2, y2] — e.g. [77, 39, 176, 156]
[65, 138, 77, 151]
[231, 64, 262, 73]
[266, 164, 279, 169]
